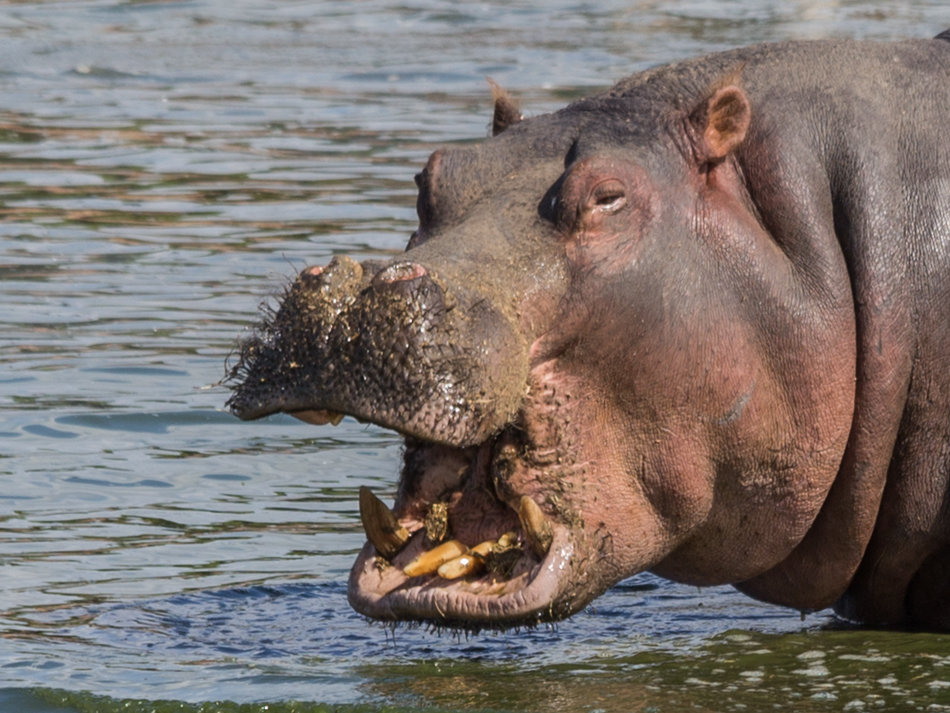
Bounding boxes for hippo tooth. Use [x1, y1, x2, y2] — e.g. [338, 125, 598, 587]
[518, 495, 553, 558]
[403, 539, 468, 578]
[437, 539, 496, 580]
[471, 539, 496, 559]
[495, 531, 519, 550]
[358, 486, 410, 559]
[437, 553, 484, 580]
[424, 501, 449, 543]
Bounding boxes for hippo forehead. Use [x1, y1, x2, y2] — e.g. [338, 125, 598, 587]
[421, 95, 681, 222]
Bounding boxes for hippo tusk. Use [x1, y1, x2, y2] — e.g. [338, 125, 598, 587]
[518, 495, 553, 558]
[358, 486, 410, 559]
[437, 553, 484, 580]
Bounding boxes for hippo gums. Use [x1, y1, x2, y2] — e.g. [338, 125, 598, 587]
[227, 31, 950, 630]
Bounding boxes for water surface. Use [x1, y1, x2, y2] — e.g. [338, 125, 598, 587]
[3, 1, 950, 711]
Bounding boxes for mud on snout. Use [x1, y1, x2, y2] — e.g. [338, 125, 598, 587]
[226, 255, 524, 446]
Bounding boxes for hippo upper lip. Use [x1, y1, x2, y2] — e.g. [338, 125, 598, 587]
[225, 339, 515, 450]
[227, 387, 481, 449]
[224, 253, 530, 450]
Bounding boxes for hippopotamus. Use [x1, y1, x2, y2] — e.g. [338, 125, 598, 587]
[226, 31, 950, 631]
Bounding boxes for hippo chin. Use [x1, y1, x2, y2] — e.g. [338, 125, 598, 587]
[227, 31, 950, 630]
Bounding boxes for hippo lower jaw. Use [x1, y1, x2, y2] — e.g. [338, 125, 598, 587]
[348, 524, 576, 626]
[347, 432, 587, 627]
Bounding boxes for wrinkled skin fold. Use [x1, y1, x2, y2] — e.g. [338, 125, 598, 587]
[227, 32, 950, 630]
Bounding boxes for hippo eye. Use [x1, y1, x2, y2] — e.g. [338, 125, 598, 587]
[590, 179, 627, 214]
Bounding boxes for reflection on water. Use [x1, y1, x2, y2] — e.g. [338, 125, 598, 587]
[2, 1, 950, 711]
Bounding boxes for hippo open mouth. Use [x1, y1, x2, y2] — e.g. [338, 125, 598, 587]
[347, 432, 578, 626]
[225, 253, 591, 627]
[230, 396, 581, 628]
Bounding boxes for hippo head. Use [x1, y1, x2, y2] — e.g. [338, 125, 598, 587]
[226, 79, 854, 627]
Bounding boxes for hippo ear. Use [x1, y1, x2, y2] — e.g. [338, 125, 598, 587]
[689, 84, 750, 162]
[488, 78, 523, 136]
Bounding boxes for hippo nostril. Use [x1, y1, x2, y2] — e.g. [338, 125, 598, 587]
[364, 260, 447, 328]
[297, 264, 326, 287]
[373, 261, 428, 285]
[287, 256, 365, 328]
[297, 255, 364, 294]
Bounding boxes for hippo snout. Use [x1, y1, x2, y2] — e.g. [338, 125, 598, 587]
[226, 254, 528, 447]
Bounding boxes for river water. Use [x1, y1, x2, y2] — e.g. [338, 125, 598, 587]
[2, 2, 950, 712]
